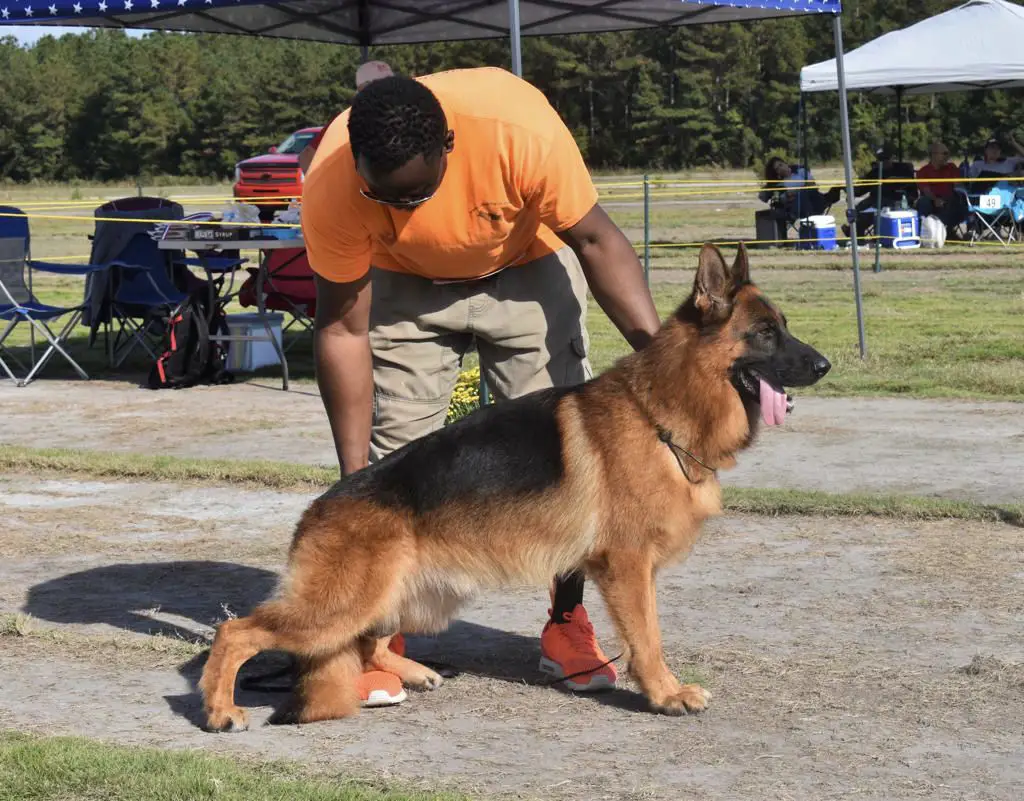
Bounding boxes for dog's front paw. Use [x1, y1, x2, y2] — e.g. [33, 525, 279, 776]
[204, 705, 249, 732]
[403, 664, 444, 691]
[649, 683, 712, 716]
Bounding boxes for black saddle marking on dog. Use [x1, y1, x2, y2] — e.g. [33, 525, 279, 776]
[323, 385, 582, 516]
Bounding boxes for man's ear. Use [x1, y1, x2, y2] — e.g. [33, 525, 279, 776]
[693, 243, 733, 323]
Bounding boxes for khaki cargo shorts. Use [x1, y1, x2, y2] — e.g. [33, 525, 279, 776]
[367, 246, 592, 463]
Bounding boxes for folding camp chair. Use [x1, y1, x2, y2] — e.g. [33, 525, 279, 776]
[0, 205, 111, 386]
[237, 247, 315, 351]
[77, 197, 243, 368]
[83, 196, 187, 358]
[106, 232, 192, 367]
[105, 233, 246, 368]
[956, 181, 1020, 246]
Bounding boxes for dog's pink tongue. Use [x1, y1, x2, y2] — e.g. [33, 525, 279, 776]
[759, 378, 788, 426]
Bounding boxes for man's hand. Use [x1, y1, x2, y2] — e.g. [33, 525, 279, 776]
[298, 145, 315, 176]
[557, 204, 662, 352]
[314, 273, 375, 476]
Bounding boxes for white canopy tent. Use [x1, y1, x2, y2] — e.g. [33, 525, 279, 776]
[800, 0, 1024, 95]
[798, 0, 1024, 273]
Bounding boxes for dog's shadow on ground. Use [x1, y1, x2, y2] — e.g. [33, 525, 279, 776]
[23, 560, 649, 724]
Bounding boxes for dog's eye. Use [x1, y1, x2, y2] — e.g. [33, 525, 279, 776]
[752, 326, 778, 350]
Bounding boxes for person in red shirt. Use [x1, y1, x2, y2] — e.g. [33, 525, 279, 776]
[916, 141, 965, 234]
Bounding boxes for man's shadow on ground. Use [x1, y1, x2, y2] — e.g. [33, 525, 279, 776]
[23, 560, 648, 728]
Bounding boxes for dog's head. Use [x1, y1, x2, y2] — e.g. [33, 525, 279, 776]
[682, 242, 831, 428]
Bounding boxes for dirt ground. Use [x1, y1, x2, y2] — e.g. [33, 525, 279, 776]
[2, 379, 1021, 504]
[1, 473, 1022, 800]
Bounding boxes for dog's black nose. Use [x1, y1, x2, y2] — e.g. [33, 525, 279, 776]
[812, 355, 831, 378]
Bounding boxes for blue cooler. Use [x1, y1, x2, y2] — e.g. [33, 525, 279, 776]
[878, 209, 921, 249]
[796, 215, 838, 251]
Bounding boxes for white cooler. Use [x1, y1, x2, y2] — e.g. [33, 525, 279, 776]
[225, 312, 284, 371]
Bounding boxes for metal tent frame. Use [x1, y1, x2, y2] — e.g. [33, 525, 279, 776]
[2, 0, 866, 357]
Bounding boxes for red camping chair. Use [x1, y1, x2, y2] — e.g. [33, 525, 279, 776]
[238, 248, 315, 350]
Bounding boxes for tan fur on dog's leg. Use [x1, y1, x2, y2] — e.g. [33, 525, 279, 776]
[590, 550, 711, 716]
[200, 616, 277, 732]
[359, 635, 444, 691]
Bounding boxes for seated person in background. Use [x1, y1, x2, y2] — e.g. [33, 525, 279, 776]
[758, 156, 841, 223]
[845, 145, 918, 238]
[967, 137, 1024, 183]
[916, 141, 966, 234]
[298, 61, 394, 176]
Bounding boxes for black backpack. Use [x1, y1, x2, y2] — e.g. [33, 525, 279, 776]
[147, 291, 234, 390]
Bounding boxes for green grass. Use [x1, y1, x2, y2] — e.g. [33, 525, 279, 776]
[723, 487, 1022, 526]
[587, 267, 1024, 399]
[2, 444, 1020, 526]
[0, 443, 334, 490]
[0, 730, 464, 801]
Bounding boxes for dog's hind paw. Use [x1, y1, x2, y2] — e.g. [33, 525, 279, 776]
[649, 684, 712, 716]
[266, 704, 301, 726]
[204, 705, 249, 733]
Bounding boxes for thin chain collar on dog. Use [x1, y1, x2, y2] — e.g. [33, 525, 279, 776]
[654, 425, 718, 485]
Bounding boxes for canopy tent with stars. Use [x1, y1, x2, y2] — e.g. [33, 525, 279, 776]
[1, 0, 868, 357]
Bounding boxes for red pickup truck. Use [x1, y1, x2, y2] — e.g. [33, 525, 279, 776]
[232, 126, 323, 219]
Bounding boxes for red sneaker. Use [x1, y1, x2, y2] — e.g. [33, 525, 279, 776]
[538, 604, 617, 691]
[357, 670, 406, 707]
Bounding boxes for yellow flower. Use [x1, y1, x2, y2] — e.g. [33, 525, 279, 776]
[446, 368, 482, 423]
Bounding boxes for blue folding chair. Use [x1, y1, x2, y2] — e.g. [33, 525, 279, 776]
[106, 231, 246, 368]
[0, 205, 111, 386]
[956, 181, 1020, 246]
[106, 232, 191, 367]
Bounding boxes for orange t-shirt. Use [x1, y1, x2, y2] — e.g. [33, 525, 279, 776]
[301, 67, 598, 283]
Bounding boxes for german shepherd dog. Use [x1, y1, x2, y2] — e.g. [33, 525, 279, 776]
[199, 243, 830, 731]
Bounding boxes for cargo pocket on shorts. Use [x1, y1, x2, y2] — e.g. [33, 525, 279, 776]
[567, 331, 593, 383]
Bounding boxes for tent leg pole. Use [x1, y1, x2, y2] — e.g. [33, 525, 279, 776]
[509, 0, 523, 77]
[480, 0, 524, 407]
[799, 91, 808, 175]
[896, 86, 903, 162]
[874, 160, 883, 273]
[477, 0, 523, 407]
[833, 13, 867, 360]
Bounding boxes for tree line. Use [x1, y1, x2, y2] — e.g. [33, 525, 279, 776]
[1, 0, 1022, 183]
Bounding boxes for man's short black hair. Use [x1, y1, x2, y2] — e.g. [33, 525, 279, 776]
[348, 76, 448, 174]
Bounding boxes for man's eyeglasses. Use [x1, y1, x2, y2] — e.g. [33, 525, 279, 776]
[357, 130, 454, 210]
[358, 188, 436, 209]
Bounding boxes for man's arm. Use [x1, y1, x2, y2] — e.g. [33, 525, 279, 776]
[557, 203, 662, 352]
[917, 167, 935, 198]
[298, 145, 315, 176]
[314, 272, 375, 476]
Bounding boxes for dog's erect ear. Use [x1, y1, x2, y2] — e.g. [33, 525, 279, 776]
[693, 243, 732, 322]
[732, 242, 751, 287]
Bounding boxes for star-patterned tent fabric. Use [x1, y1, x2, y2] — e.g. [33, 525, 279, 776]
[0, 1, 840, 45]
